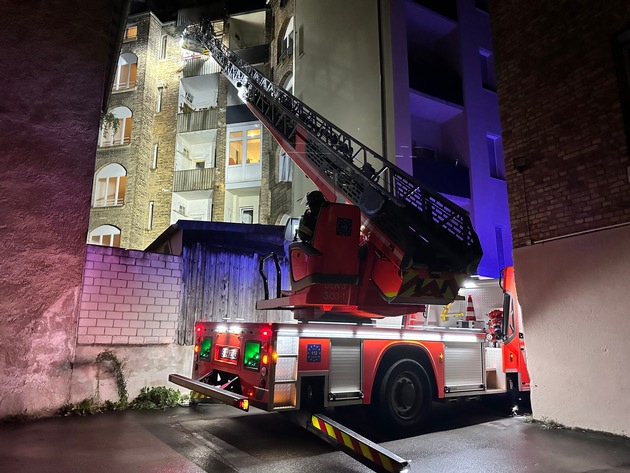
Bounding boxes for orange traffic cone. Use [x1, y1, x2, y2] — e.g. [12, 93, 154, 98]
[465, 295, 476, 321]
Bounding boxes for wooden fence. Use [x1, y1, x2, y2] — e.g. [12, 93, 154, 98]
[178, 242, 291, 345]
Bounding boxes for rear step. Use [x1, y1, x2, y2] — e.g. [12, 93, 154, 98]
[169, 373, 249, 411]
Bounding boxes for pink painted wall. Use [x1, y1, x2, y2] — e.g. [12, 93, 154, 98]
[78, 245, 182, 345]
[0, 0, 126, 418]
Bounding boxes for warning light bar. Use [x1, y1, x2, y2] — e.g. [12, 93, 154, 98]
[168, 374, 250, 412]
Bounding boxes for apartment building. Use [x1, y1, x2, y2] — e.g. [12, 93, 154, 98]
[88, 2, 282, 250]
[89, 0, 510, 278]
[292, 0, 511, 277]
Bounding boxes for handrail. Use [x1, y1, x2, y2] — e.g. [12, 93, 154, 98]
[258, 252, 281, 300]
[182, 22, 482, 274]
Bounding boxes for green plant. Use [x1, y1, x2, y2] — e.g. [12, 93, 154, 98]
[58, 398, 102, 416]
[130, 386, 182, 410]
[96, 350, 128, 405]
[99, 111, 120, 134]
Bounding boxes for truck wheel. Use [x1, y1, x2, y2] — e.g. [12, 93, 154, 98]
[378, 359, 432, 432]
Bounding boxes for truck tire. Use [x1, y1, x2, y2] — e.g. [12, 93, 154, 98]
[377, 359, 432, 433]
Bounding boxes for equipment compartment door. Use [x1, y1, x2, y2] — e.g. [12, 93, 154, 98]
[444, 342, 484, 393]
[329, 339, 362, 401]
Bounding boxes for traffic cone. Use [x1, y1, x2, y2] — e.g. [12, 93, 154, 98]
[465, 295, 476, 321]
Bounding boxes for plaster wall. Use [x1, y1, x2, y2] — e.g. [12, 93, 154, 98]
[70, 344, 193, 403]
[514, 225, 630, 436]
[0, 0, 125, 418]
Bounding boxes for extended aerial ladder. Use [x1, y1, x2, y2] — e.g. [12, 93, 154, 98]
[181, 23, 483, 320]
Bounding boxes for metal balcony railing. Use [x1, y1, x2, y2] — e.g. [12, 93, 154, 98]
[182, 57, 221, 77]
[173, 168, 215, 192]
[176, 109, 219, 133]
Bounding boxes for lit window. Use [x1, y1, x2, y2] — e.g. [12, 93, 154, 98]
[99, 106, 132, 147]
[227, 126, 262, 166]
[93, 163, 126, 207]
[113, 53, 138, 91]
[89, 225, 121, 248]
[124, 25, 138, 41]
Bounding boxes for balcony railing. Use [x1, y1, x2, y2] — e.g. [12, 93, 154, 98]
[173, 168, 215, 192]
[93, 197, 124, 207]
[177, 109, 219, 133]
[99, 136, 131, 148]
[113, 80, 136, 91]
[182, 57, 221, 77]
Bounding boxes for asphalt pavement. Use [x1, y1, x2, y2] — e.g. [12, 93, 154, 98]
[1, 401, 629, 473]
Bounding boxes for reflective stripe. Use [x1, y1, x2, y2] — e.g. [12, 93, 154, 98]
[309, 414, 409, 473]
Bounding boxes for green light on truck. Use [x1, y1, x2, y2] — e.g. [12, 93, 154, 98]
[243, 341, 261, 370]
[199, 337, 212, 361]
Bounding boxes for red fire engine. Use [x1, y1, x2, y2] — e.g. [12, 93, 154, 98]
[170, 22, 529, 472]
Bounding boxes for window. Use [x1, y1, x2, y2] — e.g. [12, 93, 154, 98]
[228, 126, 261, 166]
[487, 133, 505, 179]
[113, 53, 137, 91]
[479, 49, 496, 91]
[89, 225, 121, 248]
[152, 144, 159, 169]
[240, 207, 254, 224]
[93, 163, 126, 207]
[278, 150, 292, 182]
[99, 106, 132, 147]
[282, 73, 293, 94]
[195, 161, 206, 169]
[160, 35, 168, 59]
[147, 201, 155, 230]
[278, 17, 294, 62]
[156, 87, 163, 112]
[298, 25, 304, 57]
[124, 25, 137, 41]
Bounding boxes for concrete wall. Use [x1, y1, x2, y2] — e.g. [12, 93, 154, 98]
[492, 0, 630, 435]
[514, 226, 630, 436]
[0, 0, 126, 418]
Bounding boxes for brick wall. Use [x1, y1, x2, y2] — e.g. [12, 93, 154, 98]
[492, 0, 630, 248]
[78, 245, 181, 345]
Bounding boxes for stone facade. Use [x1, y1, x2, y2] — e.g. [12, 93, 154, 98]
[268, 0, 295, 225]
[90, 7, 293, 248]
[90, 13, 183, 250]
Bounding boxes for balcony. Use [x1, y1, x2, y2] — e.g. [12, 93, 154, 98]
[173, 168, 215, 192]
[177, 109, 219, 133]
[233, 44, 269, 65]
[93, 197, 124, 207]
[182, 57, 221, 78]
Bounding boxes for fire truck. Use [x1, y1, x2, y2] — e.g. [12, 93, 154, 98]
[169, 22, 529, 472]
